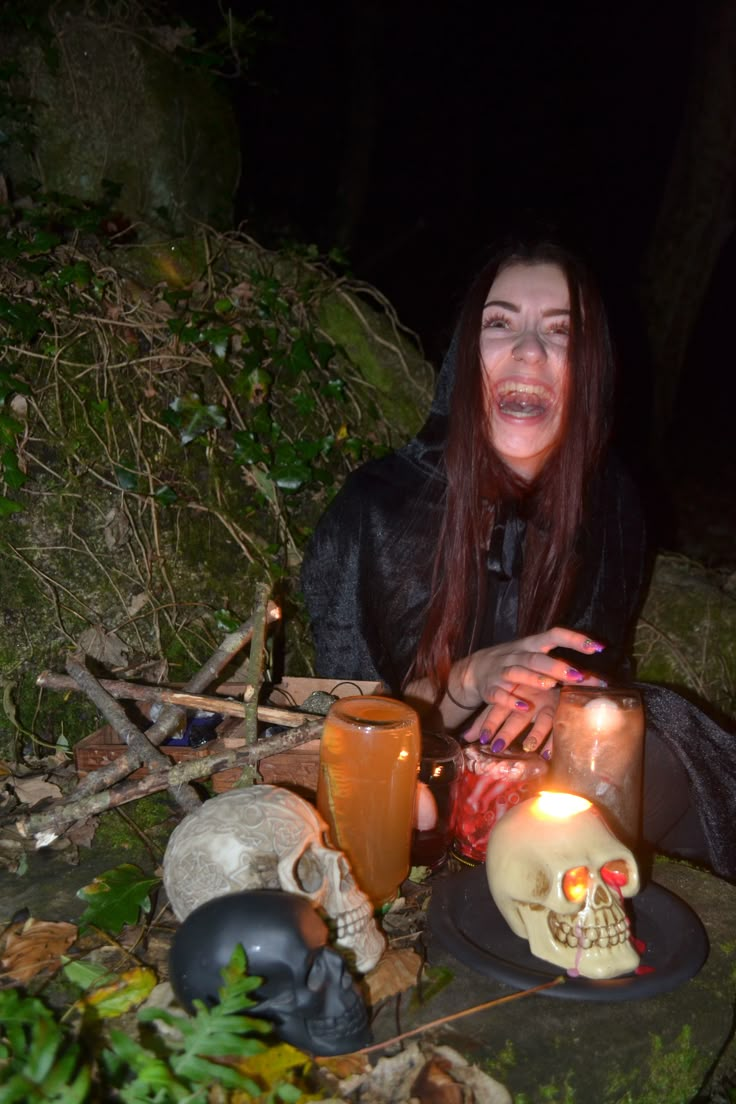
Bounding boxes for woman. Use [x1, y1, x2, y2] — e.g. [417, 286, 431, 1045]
[302, 240, 736, 880]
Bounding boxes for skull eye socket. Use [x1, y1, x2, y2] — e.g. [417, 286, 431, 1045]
[601, 860, 630, 888]
[295, 849, 327, 894]
[562, 865, 590, 903]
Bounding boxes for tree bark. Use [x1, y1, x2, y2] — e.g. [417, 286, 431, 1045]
[640, 0, 736, 447]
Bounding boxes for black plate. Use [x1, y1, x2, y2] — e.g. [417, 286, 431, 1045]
[428, 865, 708, 1001]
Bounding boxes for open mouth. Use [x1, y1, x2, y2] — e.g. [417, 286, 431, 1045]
[496, 381, 553, 418]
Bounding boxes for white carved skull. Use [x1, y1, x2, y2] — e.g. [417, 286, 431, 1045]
[163, 785, 385, 972]
[486, 792, 640, 979]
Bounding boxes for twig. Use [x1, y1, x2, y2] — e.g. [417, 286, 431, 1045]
[66, 653, 201, 815]
[73, 605, 281, 798]
[36, 672, 311, 727]
[239, 581, 271, 785]
[16, 719, 322, 845]
[354, 977, 565, 1056]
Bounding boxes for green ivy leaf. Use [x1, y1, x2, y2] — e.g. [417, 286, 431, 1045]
[154, 484, 178, 506]
[55, 261, 93, 289]
[167, 395, 227, 444]
[213, 608, 240, 632]
[0, 496, 22, 517]
[233, 430, 269, 466]
[76, 863, 160, 935]
[292, 393, 315, 416]
[321, 378, 345, 399]
[0, 296, 49, 340]
[113, 464, 140, 491]
[22, 229, 61, 256]
[243, 367, 272, 403]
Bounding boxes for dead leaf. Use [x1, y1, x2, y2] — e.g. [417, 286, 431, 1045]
[66, 817, 98, 848]
[126, 591, 149, 617]
[315, 1052, 370, 1080]
[103, 507, 131, 551]
[150, 23, 194, 52]
[364, 947, 423, 1005]
[78, 624, 129, 668]
[411, 1057, 464, 1104]
[9, 393, 27, 420]
[12, 775, 63, 807]
[230, 280, 253, 304]
[1, 918, 77, 984]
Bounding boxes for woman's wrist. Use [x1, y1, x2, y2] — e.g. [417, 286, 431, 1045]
[445, 661, 481, 711]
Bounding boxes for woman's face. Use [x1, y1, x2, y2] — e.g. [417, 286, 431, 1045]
[480, 261, 570, 479]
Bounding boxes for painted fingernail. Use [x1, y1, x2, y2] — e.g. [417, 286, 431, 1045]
[565, 668, 585, 682]
[523, 737, 538, 752]
[491, 738, 506, 754]
[538, 674, 552, 688]
[541, 748, 552, 760]
[515, 700, 530, 711]
[584, 639, 605, 653]
[479, 730, 493, 745]
[596, 678, 609, 688]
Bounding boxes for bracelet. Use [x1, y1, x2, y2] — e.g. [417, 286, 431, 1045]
[445, 683, 480, 711]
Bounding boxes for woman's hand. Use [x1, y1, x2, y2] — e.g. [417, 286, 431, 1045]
[458, 627, 607, 752]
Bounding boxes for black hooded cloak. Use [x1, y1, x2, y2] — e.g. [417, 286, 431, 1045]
[302, 335, 736, 880]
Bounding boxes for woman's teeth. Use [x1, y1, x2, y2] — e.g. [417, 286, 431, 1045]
[497, 386, 550, 417]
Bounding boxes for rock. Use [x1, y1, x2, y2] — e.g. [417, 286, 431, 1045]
[376, 860, 736, 1103]
[635, 554, 736, 720]
[0, 6, 239, 232]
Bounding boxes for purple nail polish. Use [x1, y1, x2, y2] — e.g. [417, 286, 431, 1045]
[514, 700, 530, 711]
[541, 748, 552, 760]
[491, 738, 506, 754]
[565, 668, 584, 682]
[479, 730, 492, 745]
[597, 678, 609, 688]
[584, 639, 605, 653]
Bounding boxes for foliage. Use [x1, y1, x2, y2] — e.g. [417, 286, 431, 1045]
[0, 182, 428, 755]
[76, 863, 160, 935]
[0, 944, 319, 1103]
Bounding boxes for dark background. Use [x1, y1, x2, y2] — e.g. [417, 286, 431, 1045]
[174, 0, 734, 562]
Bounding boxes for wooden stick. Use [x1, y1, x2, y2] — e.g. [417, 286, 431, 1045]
[35, 672, 311, 727]
[66, 654, 201, 814]
[239, 581, 271, 787]
[16, 719, 323, 845]
[71, 605, 281, 797]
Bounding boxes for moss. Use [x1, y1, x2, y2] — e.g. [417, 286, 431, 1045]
[605, 1026, 703, 1104]
[319, 291, 432, 440]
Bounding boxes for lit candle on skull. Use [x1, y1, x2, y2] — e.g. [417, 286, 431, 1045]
[486, 791, 641, 979]
[549, 689, 645, 848]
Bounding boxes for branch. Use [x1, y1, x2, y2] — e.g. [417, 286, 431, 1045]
[72, 604, 281, 797]
[36, 672, 311, 728]
[66, 653, 201, 815]
[16, 719, 323, 846]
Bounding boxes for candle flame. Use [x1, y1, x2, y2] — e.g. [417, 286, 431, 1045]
[535, 791, 591, 818]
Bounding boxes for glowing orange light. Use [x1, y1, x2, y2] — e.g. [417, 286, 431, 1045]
[562, 865, 590, 903]
[534, 792, 592, 819]
[601, 860, 629, 888]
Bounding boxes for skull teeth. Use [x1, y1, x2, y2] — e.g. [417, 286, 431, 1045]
[549, 910, 631, 950]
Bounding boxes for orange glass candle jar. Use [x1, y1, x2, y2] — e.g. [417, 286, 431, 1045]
[317, 696, 421, 906]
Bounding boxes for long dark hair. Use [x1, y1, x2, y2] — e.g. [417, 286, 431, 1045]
[412, 240, 615, 690]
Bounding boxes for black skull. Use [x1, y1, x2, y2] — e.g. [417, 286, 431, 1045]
[169, 889, 372, 1056]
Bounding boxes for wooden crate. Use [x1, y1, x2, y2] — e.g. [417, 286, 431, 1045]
[74, 677, 382, 795]
[74, 704, 219, 779]
[211, 677, 381, 795]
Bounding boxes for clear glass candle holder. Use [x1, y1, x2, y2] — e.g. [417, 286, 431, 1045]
[550, 687, 645, 847]
[411, 731, 464, 872]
